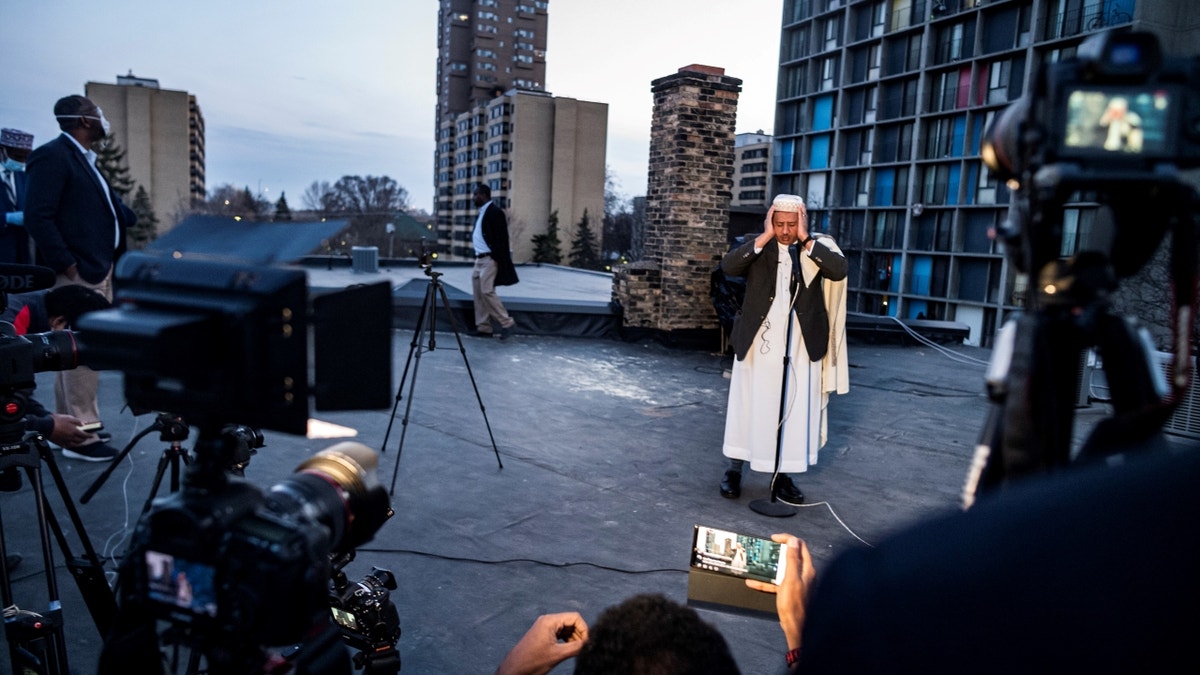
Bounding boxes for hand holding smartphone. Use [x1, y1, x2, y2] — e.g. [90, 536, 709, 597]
[690, 524, 788, 585]
[78, 422, 104, 433]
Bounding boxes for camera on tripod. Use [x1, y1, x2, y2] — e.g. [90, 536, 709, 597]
[416, 238, 438, 274]
[965, 30, 1199, 504]
[80, 251, 400, 674]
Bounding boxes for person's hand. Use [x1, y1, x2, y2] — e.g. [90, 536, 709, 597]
[746, 534, 815, 652]
[495, 612, 589, 675]
[48, 414, 92, 448]
[755, 205, 778, 249]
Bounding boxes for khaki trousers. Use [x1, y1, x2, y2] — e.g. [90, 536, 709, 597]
[472, 256, 513, 333]
[53, 269, 112, 447]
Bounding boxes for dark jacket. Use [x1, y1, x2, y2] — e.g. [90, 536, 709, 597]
[722, 235, 847, 362]
[23, 134, 131, 284]
[0, 169, 33, 264]
[479, 202, 518, 287]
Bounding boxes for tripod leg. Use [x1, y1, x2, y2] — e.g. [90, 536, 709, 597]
[387, 313, 431, 494]
[142, 450, 175, 515]
[435, 279, 503, 469]
[380, 278, 434, 455]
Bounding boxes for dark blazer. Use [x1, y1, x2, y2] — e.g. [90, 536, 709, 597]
[479, 201, 518, 287]
[24, 134, 130, 284]
[722, 235, 847, 362]
[0, 169, 32, 264]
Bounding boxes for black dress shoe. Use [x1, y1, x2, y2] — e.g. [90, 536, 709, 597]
[719, 470, 742, 499]
[773, 475, 805, 506]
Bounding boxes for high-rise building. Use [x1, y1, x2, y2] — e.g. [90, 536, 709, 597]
[434, 0, 607, 263]
[437, 90, 607, 262]
[771, 0, 1173, 347]
[731, 131, 772, 209]
[86, 74, 205, 234]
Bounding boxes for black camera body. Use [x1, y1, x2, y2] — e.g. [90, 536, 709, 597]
[987, 30, 1200, 188]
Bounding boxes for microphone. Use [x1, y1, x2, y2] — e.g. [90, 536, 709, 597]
[0, 264, 57, 293]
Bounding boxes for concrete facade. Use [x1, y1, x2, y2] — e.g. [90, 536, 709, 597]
[436, 91, 607, 263]
[613, 65, 741, 336]
[730, 131, 772, 209]
[86, 76, 204, 234]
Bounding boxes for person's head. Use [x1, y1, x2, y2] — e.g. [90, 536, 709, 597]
[44, 285, 111, 330]
[770, 193, 806, 246]
[53, 95, 109, 144]
[473, 182, 492, 208]
[573, 594, 740, 675]
[0, 128, 34, 170]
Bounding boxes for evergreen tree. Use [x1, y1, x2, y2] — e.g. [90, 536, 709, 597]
[274, 191, 293, 221]
[568, 209, 601, 270]
[128, 184, 158, 249]
[531, 209, 563, 264]
[95, 141, 135, 200]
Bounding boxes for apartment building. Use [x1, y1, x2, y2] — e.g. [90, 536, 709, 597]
[731, 131, 773, 209]
[87, 74, 205, 233]
[771, 0, 1165, 347]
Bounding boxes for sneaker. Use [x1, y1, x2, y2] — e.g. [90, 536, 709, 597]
[498, 324, 514, 341]
[62, 442, 119, 463]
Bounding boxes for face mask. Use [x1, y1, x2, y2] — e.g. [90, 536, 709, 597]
[57, 108, 111, 136]
[2, 157, 23, 172]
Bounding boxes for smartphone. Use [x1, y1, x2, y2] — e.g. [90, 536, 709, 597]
[78, 422, 104, 432]
[690, 524, 788, 585]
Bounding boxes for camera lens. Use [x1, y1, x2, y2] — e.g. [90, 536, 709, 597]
[266, 442, 393, 553]
[24, 330, 80, 372]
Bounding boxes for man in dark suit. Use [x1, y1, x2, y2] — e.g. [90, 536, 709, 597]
[23, 94, 131, 462]
[471, 182, 518, 340]
[0, 127, 35, 264]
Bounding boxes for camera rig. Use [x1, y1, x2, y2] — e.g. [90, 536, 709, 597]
[967, 30, 1200, 503]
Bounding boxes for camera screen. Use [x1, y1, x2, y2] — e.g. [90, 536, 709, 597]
[145, 549, 219, 618]
[1062, 87, 1173, 157]
[331, 606, 360, 630]
[690, 525, 787, 585]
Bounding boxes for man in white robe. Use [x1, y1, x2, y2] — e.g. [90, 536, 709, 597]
[719, 194, 849, 505]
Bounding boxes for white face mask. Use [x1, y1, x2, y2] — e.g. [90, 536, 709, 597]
[2, 157, 24, 172]
[57, 107, 111, 136]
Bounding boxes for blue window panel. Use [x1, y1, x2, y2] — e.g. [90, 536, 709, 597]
[890, 256, 902, 294]
[814, 95, 835, 131]
[947, 164, 961, 205]
[970, 114, 985, 154]
[964, 164, 977, 205]
[910, 256, 932, 295]
[907, 300, 928, 320]
[951, 115, 967, 157]
[776, 139, 795, 173]
[874, 167, 895, 206]
[810, 134, 831, 169]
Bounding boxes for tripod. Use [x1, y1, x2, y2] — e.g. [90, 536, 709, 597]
[383, 267, 502, 494]
[81, 413, 192, 516]
[0, 430, 117, 675]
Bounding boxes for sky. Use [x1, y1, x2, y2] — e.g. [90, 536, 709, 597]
[1, 0, 783, 214]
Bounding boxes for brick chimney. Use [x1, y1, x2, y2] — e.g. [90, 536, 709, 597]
[613, 64, 742, 345]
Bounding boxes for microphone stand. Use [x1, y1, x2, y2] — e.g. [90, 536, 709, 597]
[750, 301, 799, 518]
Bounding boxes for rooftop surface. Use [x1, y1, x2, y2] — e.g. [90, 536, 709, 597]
[1, 278, 1126, 673]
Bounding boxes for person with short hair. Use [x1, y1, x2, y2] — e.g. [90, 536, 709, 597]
[471, 182, 519, 340]
[23, 94, 134, 462]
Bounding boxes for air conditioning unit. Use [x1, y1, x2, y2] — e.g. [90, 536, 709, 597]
[1154, 351, 1200, 439]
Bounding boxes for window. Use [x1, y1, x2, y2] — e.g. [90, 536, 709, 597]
[821, 57, 837, 91]
[823, 15, 841, 51]
[477, 49, 496, 58]
[741, 162, 769, 174]
[871, 1, 886, 37]
[868, 44, 882, 81]
[478, 11, 497, 20]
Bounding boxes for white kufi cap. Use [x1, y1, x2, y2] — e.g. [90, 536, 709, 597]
[771, 194, 805, 212]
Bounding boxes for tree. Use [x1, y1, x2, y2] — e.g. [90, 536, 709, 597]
[274, 191, 293, 221]
[602, 166, 635, 265]
[127, 184, 158, 249]
[95, 140, 135, 200]
[568, 209, 601, 270]
[328, 175, 410, 216]
[202, 183, 270, 220]
[302, 180, 336, 215]
[531, 209, 563, 264]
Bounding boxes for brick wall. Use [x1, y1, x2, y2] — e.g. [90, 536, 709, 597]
[613, 65, 741, 334]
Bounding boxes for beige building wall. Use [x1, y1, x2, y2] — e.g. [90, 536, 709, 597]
[437, 90, 607, 264]
[87, 78, 204, 234]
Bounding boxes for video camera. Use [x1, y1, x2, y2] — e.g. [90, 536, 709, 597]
[966, 30, 1199, 503]
[84, 250, 399, 673]
[981, 30, 1200, 278]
